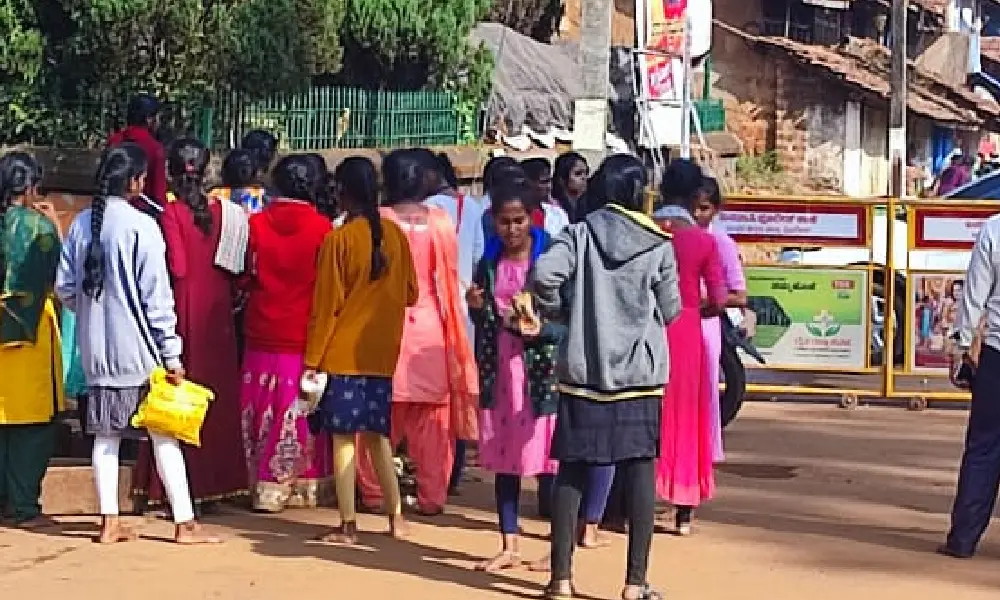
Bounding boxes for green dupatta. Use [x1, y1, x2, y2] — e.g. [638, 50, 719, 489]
[1, 205, 61, 345]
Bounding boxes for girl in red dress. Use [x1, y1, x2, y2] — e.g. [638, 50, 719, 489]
[133, 139, 247, 509]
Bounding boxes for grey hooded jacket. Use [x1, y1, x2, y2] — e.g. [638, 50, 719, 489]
[531, 204, 682, 401]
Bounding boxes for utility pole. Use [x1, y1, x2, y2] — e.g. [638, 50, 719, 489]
[574, 0, 612, 166]
[889, 0, 907, 198]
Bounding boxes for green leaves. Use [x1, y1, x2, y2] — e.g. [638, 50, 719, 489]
[0, 0, 494, 147]
[338, 0, 494, 107]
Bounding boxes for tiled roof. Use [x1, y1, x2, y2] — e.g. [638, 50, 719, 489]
[982, 36, 1000, 64]
[717, 20, 999, 125]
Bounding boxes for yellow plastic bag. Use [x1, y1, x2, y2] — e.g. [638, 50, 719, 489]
[130, 367, 215, 447]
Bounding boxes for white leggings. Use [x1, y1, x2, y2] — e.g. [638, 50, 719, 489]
[92, 432, 195, 524]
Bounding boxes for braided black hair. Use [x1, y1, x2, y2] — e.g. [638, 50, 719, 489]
[301, 153, 337, 219]
[273, 154, 320, 204]
[84, 143, 149, 299]
[168, 138, 212, 234]
[0, 152, 43, 289]
[334, 157, 385, 281]
[222, 149, 256, 188]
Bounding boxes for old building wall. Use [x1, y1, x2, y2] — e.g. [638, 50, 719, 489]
[710, 23, 849, 190]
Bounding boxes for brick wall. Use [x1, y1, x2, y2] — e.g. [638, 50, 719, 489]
[710, 24, 848, 190]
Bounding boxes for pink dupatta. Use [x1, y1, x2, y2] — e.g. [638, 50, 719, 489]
[426, 207, 480, 440]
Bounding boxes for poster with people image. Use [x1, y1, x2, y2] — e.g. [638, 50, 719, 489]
[911, 274, 964, 371]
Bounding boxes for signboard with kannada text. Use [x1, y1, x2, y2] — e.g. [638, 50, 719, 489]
[743, 267, 867, 369]
[719, 202, 868, 247]
[912, 207, 997, 250]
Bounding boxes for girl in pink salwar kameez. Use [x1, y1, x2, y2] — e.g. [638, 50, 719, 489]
[654, 160, 728, 536]
[356, 150, 478, 515]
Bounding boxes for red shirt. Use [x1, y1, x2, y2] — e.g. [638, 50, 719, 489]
[243, 200, 332, 354]
[107, 125, 167, 205]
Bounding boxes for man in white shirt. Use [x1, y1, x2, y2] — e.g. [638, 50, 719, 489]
[940, 213, 1000, 558]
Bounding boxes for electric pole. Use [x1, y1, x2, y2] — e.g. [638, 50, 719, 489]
[889, 0, 907, 197]
[575, 0, 612, 166]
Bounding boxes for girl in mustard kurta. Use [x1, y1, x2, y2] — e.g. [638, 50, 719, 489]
[304, 155, 417, 545]
[0, 152, 64, 528]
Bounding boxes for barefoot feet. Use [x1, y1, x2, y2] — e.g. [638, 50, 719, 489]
[316, 521, 360, 545]
[174, 520, 223, 545]
[476, 550, 522, 572]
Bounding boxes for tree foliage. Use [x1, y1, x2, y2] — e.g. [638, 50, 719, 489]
[57, 0, 345, 102]
[0, 0, 46, 135]
[336, 0, 495, 102]
[0, 0, 493, 146]
[486, 0, 561, 41]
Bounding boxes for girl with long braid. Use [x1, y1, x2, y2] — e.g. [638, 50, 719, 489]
[133, 139, 247, 510]
[304, 156, 415, 544]
[56, 144, 219, 544]
[0, 152, 63, 529]
[239, 155, 333, 512]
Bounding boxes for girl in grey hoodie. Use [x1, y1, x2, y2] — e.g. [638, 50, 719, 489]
[532, 154, 680, 600]
[56, 143, 219, 545]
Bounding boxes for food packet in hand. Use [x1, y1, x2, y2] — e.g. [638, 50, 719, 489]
[511, 291, 541, 337]
[299, 372, 328, 415]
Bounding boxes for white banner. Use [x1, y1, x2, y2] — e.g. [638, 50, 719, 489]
[719, 209, 862, 241]
[919, 215, 986, 245]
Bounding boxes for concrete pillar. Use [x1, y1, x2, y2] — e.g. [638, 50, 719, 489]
[575, 0, 612, 166]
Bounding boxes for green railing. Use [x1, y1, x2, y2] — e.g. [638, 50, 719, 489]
[26, 87, 463, 150]
[212, 88, 461, 150]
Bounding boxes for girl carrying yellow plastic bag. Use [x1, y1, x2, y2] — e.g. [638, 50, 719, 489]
[132, 367, 214, 447]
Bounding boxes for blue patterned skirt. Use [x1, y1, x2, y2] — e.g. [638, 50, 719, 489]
[311, 375, 392, 436]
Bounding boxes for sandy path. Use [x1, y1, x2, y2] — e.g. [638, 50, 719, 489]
[2, 402, 998, 599]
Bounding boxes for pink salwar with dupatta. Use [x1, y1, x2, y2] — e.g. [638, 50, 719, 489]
[656, 225, 727, 507]
[357, 206, 478, 511]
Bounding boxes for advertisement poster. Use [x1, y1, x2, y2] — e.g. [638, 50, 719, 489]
[911, 274, 964, 371]
[644, 0, 686, 99]
[743, 267, 867, 369]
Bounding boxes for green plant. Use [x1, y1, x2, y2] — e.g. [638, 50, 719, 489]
[0, 0, 46, 138]
[336, 0, 494, 104]
[735, 151, 784, 191]
[487, 0, 561, 41]
[736, 151, 781, 176]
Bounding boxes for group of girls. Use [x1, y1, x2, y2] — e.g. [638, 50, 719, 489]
[0, 112, 746, 597]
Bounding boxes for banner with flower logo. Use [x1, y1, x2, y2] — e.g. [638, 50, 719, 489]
[742, 267, 867, 369]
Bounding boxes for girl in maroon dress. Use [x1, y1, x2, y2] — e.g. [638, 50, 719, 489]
[133, 139, 247, 509]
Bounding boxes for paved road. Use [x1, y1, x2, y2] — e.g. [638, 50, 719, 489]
[2, 402, 998, 599]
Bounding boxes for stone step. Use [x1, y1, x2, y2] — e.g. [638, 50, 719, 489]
[41, 459, 135, 515]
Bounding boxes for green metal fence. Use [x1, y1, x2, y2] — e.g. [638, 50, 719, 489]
[212, 88, 462, 150]
[28, 87, 463, 150]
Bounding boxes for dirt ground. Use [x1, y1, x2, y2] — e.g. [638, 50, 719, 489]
[2, 402, 998, 599]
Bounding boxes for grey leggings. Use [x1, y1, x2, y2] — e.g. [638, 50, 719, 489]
[550, 458, 655, 586]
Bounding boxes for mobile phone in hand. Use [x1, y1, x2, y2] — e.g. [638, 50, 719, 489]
[952, 356, 976, 390]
